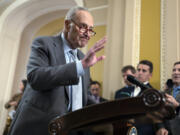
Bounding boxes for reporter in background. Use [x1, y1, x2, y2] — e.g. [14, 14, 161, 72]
[90, 80, 107, 103]
[114, 65, 136, 99]
[156, 61, 180, 135]
[3, 79, 27, 135]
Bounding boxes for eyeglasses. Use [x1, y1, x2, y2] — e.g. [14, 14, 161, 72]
[71, 19, 96, 37]
[91, 88, 100, 91]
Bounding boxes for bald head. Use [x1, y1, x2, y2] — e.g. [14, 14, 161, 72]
[65, 6, 89, 21]
[63, 6, 94, 49]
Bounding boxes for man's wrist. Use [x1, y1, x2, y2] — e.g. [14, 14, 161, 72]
[81, 60, 88, 69]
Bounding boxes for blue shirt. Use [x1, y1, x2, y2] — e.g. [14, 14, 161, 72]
[61, 33, 83, 111]
[173, 85, 180, 98]
[61, 33, 84, 77]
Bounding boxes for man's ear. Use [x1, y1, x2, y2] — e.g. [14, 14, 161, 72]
[149, 73, 152, 79]
[64, 20, 71, 32]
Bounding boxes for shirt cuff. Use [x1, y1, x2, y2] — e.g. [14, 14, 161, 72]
[76, 60, 85, 77]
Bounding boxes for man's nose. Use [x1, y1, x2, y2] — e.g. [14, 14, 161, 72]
[83, 31, 91, 38]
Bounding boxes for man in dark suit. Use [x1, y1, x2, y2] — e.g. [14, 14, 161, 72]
[8, 6, 106, 135]
[156, 61, 180, 135]
[115, 65, 136, 99]
[134, 60, 155, 135]
[90, 81, 107, 103]
[133, 60, 153, 96]
[114, 61, 154, 134]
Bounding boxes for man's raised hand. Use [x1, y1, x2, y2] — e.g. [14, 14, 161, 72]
[82, 36, 107, 68]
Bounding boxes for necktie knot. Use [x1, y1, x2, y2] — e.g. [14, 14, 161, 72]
[69, 50, 75, 56]
[69, 50, 76, 62]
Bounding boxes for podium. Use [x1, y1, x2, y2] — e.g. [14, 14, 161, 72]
[48, 89, 176, 135]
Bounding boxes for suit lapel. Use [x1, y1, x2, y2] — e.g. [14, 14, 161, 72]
[138, 83, 152, 96]
[52, 34, 69, 99]
[146, 83, 153, 88]
[52, 35, 66, 65]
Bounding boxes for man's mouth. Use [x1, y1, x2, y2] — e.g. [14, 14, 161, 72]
[173, 75, 180, 79]
[80, 36, 90, 40]
[81, 38, 88, 41]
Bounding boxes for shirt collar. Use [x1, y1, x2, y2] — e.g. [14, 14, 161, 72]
[174, 85, 180, 90]
[61, 33, 77, 55]
[134, 81, 149, 88]
[143, 81, 149, 85]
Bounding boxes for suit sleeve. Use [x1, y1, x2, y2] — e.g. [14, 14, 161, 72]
[27, 37, 79, 91]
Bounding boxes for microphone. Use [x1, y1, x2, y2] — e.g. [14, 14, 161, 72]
[127, 75, 150, 90]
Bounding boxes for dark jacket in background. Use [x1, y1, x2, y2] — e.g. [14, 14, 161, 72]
[115, 86, 134, 99]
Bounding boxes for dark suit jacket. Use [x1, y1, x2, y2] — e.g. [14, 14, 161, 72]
[115, 83, 152, 100]
[8, 35, 91, 135]
[99, 97, 107, 102]
[137, 83, 153, 96]
[134, 83, 155, 135]
[114, 86, 134, 99]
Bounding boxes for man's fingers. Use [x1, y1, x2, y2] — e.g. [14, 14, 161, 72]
[87, 37, 106, 56]
[92, 42, 104, 53]
[85, 45, 102, 58]
[97, 36, 107, 45]
[164, 131, 168, 135]
[83, 36, 107, 68]
[93, 44, 104, 53]
[165, 93, 171, 97]
[95, 36, 107, 45]
[93, 36, 107, 50]
[96, 56, 106, 62]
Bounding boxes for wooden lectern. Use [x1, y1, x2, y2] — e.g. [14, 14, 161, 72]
[48, 89, 176, 135]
